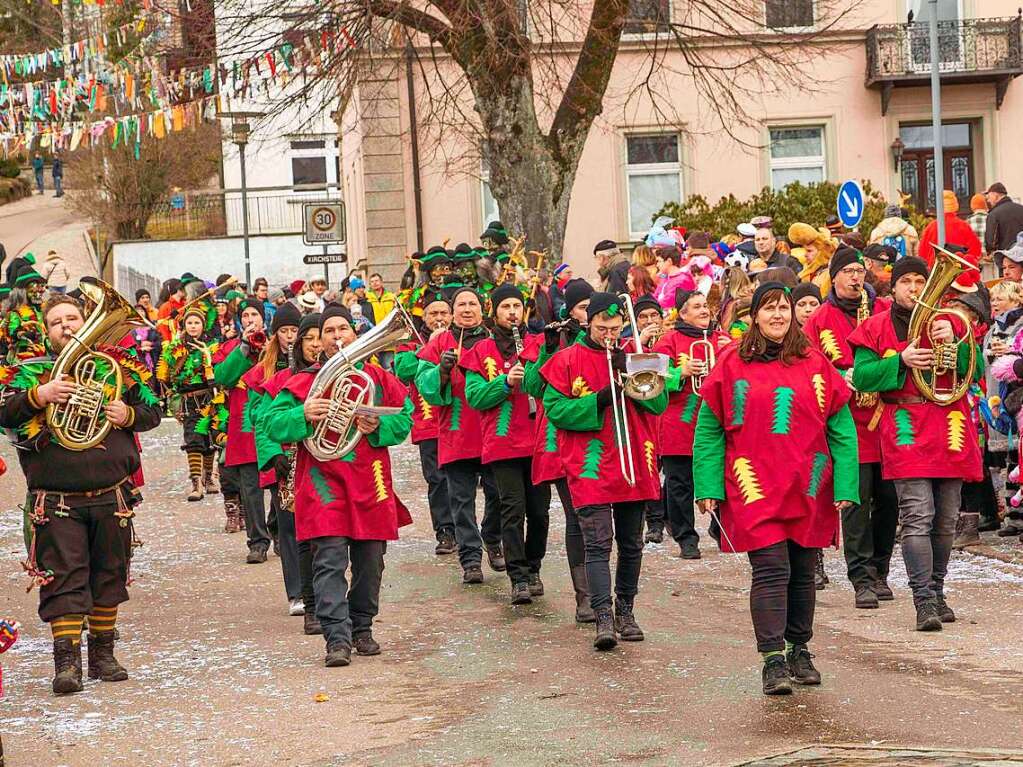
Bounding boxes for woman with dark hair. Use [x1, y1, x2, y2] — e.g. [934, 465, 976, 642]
[693, 282, 859, 695]
[626, 265, 657, 302]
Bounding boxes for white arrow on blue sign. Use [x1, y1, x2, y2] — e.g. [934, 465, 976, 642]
[837, 180, 864, 229]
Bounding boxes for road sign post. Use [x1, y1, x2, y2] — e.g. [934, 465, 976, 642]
[837, 180, 865, 229]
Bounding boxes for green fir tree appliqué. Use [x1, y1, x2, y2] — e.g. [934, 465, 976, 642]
[894, 408, 915, 446]
[681, 392, 700, 424]
[580, 438, 604, 479]
[496, 400, 513, 437]
[731, 379, 750, 425]
[544, 420, 557, 452]
[309, 466, 335, 504]
[806, 452, 828, 498]
[772, 387, 795, 435]
[340, 446, 357, 463]
[449, 397, 463, 431]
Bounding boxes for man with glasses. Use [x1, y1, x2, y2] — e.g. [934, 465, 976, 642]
[803, 247, 899, 610]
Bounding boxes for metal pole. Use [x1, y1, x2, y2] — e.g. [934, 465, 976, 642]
[323, 243, 329, 286]
[239, 141, 252, 287]
[929, 0, 946, 248]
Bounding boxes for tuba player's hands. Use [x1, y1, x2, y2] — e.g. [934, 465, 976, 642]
[103, 399, 132, 428]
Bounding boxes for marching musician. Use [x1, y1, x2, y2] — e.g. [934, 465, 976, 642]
[462, 284, 551, 605]
[848, 256, 983, 632]
[804, 247, 898, 609]
[254, 313, 323, 635]
[212, 297, 271, 563]
[415, 287, 506, 584]
[653, 289, 730, 559]
[541, 292, 668, 651]
[260, 304, 413, 666]
[156, 302, 220, 502]
[394, 291, 456, 556]
[0, 293, 162, 694]
[693, 282, 859, 696]
[519, 277, 596, 622]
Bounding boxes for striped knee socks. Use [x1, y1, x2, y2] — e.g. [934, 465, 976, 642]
[87, 605, 118, 635]
[51, 614, 85, 645]
[187, 452, 203, 478]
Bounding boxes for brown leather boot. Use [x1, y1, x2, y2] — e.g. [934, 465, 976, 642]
[224, 498, 242, 533]
[87, 630, 128, 681]
[570, 565, 595, 623]
[52, 637, 84, 694]
[187, 476, 204, 502]
[203, 455, 220, 494]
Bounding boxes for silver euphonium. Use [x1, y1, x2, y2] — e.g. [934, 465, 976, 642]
[304, 306, 421, 461]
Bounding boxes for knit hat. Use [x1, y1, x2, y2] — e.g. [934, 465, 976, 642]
[593, 239, 619, 257]
[289, 279, 307, 296]
[489, 283, 523, 314]
[863, 243, 898, 265]
[891, 256, 929, 285]
[268, 287, 285, 304]
[750, 281, 791, 316]
[633, 293, 661, 316]
[791, 282, 822, 304]
[942, 190, 959, 214]
[828, 246, 864, 279]
[480, 221, 510, 245]
[319, 302, 353, 332]
[674, 288, 697, 310]
[298, 312, 321, 339]
[562, 278, 594, 316]
[349, 276, 365, 290]
[298, 292, 319, 312]
[585, 292, 623, 321]
[14, 265, 44, 286]
[420, 245, 453, 269]
[553, 263, 571, 279]
[420, 288, 449, 311]
[238, 297, 263, 318]
[182, 302, 208, 323]
[135, 288, 151, 302]
[970, 193, 988, 212]
[447, 285, 481, 308]
[883, 204, 902, 217]
[271, 301, 301, 332]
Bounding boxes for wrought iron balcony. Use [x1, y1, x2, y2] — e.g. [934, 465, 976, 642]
[866, 16, 1023, 114]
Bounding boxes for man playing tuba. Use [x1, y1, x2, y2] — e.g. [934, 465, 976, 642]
[0, 293, 162, 695]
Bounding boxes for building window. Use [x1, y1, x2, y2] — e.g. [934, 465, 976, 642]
[625, 133, 681, 237]
[624, 0, 670, 36]
[765, 0, 814, 30]
[768, 126, 826, 189]
[292, 156, 327, 187]
[481, 159, 500, 226]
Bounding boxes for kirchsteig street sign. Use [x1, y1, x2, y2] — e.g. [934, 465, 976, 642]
[302, 252, 347, 265]
[303, 202, 346, 245]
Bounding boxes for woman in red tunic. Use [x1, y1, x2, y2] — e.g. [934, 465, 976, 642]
[693, 282, 859, 696]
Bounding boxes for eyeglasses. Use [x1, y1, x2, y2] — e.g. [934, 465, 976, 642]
[838, 267, 867, 277]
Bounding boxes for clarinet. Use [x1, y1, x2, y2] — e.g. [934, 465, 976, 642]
[511, 325, 537, 418]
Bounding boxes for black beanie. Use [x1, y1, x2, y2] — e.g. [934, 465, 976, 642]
[633, 293, 661, 316]
[135, 288, 150, 302]
[891, 256, 928, 285]
[828, 246, 864, 279]
[298, 312, 321, 339]
[271, 301, 301, 332]
[319, 302, 353, 332]
[238, 296, 263, 318]
[674, 288, 697, 310]
[750, 281, 792, 316]
[791, 282, 822, 304]
[447, 286, 481, 308]
[563, 278, 595, 316]
[489, 284, 523, 314]
[586, 292, 623, 321]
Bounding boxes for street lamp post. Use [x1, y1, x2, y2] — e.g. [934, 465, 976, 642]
[218, 111, 263, 288]
[928, 0, 946, 247]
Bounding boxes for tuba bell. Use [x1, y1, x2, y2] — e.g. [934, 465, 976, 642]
[47, 279, 152, 450]
[907, 244, 978, 405]
[304, 305, 421, 461]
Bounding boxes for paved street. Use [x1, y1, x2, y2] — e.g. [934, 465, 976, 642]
[2, 420, 1023, 767]
[0, 194, 95, 284]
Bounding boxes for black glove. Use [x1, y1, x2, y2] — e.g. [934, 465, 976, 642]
[438, 349, 458, 384]
[611, 348, 627, 373]
[273, 454, 290, 483]
[595, 385, 613, 410]
[544, 325, 560, 353]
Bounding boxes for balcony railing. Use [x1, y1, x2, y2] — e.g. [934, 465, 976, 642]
[866, 16, 1023, 114]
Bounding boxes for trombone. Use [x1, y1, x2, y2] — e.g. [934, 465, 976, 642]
[606, 336, 638, 487]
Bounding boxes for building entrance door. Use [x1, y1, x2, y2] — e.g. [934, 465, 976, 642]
[898, 122, 975, 214]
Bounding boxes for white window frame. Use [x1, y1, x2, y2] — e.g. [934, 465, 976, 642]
[289, 136, 339, 194]
[622, 0, 672, 40]
[763, 0, 817, 33]
[767, 125, 827, 190]
[624, 132, 682, 240]
[480, 159, 500, 228]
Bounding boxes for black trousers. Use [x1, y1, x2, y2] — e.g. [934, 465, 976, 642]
[180, 411, 215, 455]
[490, 457, 551, 585]
[419, 439, 453, 539]
[34, 497, 132, 622]
[444, 458, 502, 569]
[555, 478, 585, 570]
[298, 539, 316, 613]
[663, 455, 698, 545]
[576, 501, 645, 611]
[220, 460, 240, 502]
[842, 462, 899, 589]
[747, 540, 817, 653]
[237, 462, 269, 551]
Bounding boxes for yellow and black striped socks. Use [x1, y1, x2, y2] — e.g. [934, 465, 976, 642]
[187, 452, 203, 478]
[87, 606, 118, 635]
[51, 614, 85, 645]
[202, 453, 214, 477]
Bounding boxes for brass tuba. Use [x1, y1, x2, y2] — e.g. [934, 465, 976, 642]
[47, 279, 152, 450]
[304, 306, 421, 461]
[907, 244, 978, 405]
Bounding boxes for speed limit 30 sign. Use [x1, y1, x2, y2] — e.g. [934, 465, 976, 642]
[303, 202, 346, 245]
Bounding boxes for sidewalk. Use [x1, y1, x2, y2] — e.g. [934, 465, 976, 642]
[0, 192, 96, 285]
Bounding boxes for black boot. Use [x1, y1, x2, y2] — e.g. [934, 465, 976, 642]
[87, 631, 128, 681]
[872, 578, 894, 601]
[593, 607, 617, 651]
[569, 565, 595, 623]
[915, 599, 943, 631]
[644, 526, 663, 544]
[435, 530, 456, 555]
[762, 655, 792, 695]
[510, 581, 532, 605]
[485, 543, 506, 572]
[814, 551, 828, 590]
[855, 584, 879, 609]
[786, 644, 821, 685]
[324, 643, 351, 667]
[935, 591, 956, 623]
[246, 543, 268, 564]
[353, 633, 381, 656]
[52, 638, 84, 694]
[528, 573, 544, 597]
[614, 599, 645, 642]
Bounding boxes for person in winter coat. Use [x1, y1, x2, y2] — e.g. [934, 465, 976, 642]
[43, 251, 70, 293]
[918, 191, 982, 270]
[868, 205, 920, 260]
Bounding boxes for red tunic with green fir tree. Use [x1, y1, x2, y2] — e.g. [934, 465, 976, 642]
[520, 340, 567, 484]
[395, 340, 438, 444]
[212, 338, 258, 466]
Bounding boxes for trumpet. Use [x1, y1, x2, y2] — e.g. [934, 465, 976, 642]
[689, 331, 715, 393]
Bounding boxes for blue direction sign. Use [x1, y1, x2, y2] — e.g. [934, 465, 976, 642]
[837, 180, 864, 229]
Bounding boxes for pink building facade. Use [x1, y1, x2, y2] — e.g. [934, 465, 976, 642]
[339, 1, 1023, 282]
